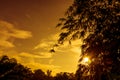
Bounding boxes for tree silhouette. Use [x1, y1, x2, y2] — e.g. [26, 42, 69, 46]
[0, 55, 17, 79]
[46, 70, 52, 77]
[32, 69, 46, 80]
[54, 72, 76, 80]
[0, 55, 78, 80]
[56, 0, 120, 80]
[0, 55, 33, 80]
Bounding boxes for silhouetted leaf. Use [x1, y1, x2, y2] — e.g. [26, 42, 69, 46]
[49, 49, 55, 53]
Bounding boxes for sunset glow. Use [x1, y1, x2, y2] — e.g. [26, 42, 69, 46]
[0, 0, 80, 75]
[83, 57, 89, 63]
[81, 57, 91, 65]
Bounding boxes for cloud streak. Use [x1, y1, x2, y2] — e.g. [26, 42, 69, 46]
[34, 33, 59, 50]
[0, 20, 32, 48]
[19, 52, 53, 59]
[0, 40, 15, 48]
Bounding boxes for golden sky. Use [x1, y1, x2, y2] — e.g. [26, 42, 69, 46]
[0, 0, 82, 75]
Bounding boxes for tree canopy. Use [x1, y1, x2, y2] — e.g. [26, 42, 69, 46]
[0, 55, 77, 80]
[56, 0, 120, 79]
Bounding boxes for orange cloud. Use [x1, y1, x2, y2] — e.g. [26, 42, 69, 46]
[10, 29, 32, 39]
[19, 52, 52, 59]
[0, 20, 32, 48]
[0, 40, 15, 48]
[34, 33, 59, 50]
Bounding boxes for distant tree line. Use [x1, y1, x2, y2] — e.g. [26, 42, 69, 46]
[0, 55, 77, 80]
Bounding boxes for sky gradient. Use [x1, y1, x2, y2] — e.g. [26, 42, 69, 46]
[0, 0, 82, 75]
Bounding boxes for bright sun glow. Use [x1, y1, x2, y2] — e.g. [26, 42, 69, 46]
[81, 57, 91, 65]
[83, 57, 89, 63]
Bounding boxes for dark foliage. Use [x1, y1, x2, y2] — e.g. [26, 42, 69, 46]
[0, 55, 76, 80]
[56, 0, 120, 80]
[0, 55, 33, 80]
[54, 72, 76, 80]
